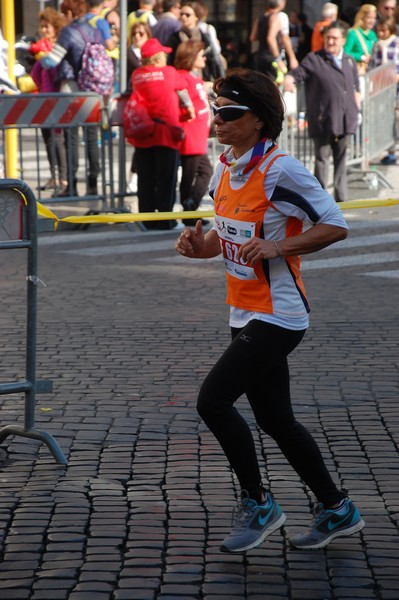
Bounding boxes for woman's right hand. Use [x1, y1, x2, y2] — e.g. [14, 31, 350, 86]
[175, 220, 205, 258]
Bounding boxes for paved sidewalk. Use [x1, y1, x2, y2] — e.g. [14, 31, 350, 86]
[0, 169, 399, 599]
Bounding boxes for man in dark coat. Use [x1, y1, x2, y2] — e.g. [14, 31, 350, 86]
[284, 20, 361, 202]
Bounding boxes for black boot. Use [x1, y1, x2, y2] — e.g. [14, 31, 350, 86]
[87, 176, 98, 196]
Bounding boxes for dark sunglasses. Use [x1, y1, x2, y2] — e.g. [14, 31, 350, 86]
[132, 31, 145, 37]
[211, 103, 251, 122]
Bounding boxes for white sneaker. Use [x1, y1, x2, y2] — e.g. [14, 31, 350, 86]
[127, 174, 137, 194]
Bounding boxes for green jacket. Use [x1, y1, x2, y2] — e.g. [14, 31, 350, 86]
[344, 27, 377, 63]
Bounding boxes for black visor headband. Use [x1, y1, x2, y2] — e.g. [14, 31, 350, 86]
[217, 83, 263, 118]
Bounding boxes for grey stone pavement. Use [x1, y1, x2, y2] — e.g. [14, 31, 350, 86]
[0, 160, 399, 600]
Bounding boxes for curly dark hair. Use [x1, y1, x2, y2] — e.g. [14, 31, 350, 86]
[213, 68, 285, 141]
[38, 7, 65, 37]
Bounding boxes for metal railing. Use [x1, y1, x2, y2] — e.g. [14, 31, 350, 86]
[0, 92, 108, 206]
[0, 179, 67, 464]
[0, 64, 397, 216]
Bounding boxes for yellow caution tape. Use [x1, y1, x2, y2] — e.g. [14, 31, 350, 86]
[60, 209, 216, 223]
[36, 202, 215, 226]
[339, 198, 399, 210]
[37, 203, 61, 220]
[36, 198, 398, 229]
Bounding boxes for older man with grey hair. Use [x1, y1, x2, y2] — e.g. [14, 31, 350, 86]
[311, 3, 339, 52]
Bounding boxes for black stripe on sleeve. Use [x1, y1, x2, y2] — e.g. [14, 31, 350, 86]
[270, 185, 321, 223]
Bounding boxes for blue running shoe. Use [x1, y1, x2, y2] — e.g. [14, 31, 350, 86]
[290, 498, 365, 550]
[220, 492, 286, 553]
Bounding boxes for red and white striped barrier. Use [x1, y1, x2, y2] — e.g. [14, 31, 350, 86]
[0, 92, 102, 127]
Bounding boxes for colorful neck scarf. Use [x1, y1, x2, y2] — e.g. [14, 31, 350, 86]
[219, 139, 273, 176]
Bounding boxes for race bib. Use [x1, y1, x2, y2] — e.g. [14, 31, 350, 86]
[215, 215, 257, 280]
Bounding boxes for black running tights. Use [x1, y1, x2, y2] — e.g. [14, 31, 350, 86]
[197, 320, 345, 507]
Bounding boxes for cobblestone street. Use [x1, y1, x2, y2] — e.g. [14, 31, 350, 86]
[0, 190, 398, 598]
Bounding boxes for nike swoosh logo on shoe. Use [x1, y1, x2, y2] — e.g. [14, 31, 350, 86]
[326, 510, 355, 532]
[258, 507, 275, 527]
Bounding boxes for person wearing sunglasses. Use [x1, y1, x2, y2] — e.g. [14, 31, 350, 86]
[125, 23, 153, 193]
[175, 67, 364, 553]
[166, 1, 225, 81]
[127, 22, 152, 87]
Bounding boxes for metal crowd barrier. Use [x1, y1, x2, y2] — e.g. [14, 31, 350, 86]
[0, 92, 108, 207]
[0, 65, 396, 216]
[362, 63, 397, 173]
[279, 111, 363, 175]
[0, 179, 67, 464]
[106, 92, 130, 212]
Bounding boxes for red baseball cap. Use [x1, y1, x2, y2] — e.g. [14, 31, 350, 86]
[141, 39, 173, 58]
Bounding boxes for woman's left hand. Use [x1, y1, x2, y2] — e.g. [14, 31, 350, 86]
[238, 237, 280, 265]
[239, 225, 348, 263]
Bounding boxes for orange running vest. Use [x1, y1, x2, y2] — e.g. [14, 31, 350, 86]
[213, 147, 309, 314]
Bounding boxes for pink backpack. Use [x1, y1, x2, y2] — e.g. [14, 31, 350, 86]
[76, 23, 114, 95]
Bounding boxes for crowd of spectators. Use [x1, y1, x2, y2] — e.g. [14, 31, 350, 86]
[253, 0, 399, 200]
[2, 0, 399, 212]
